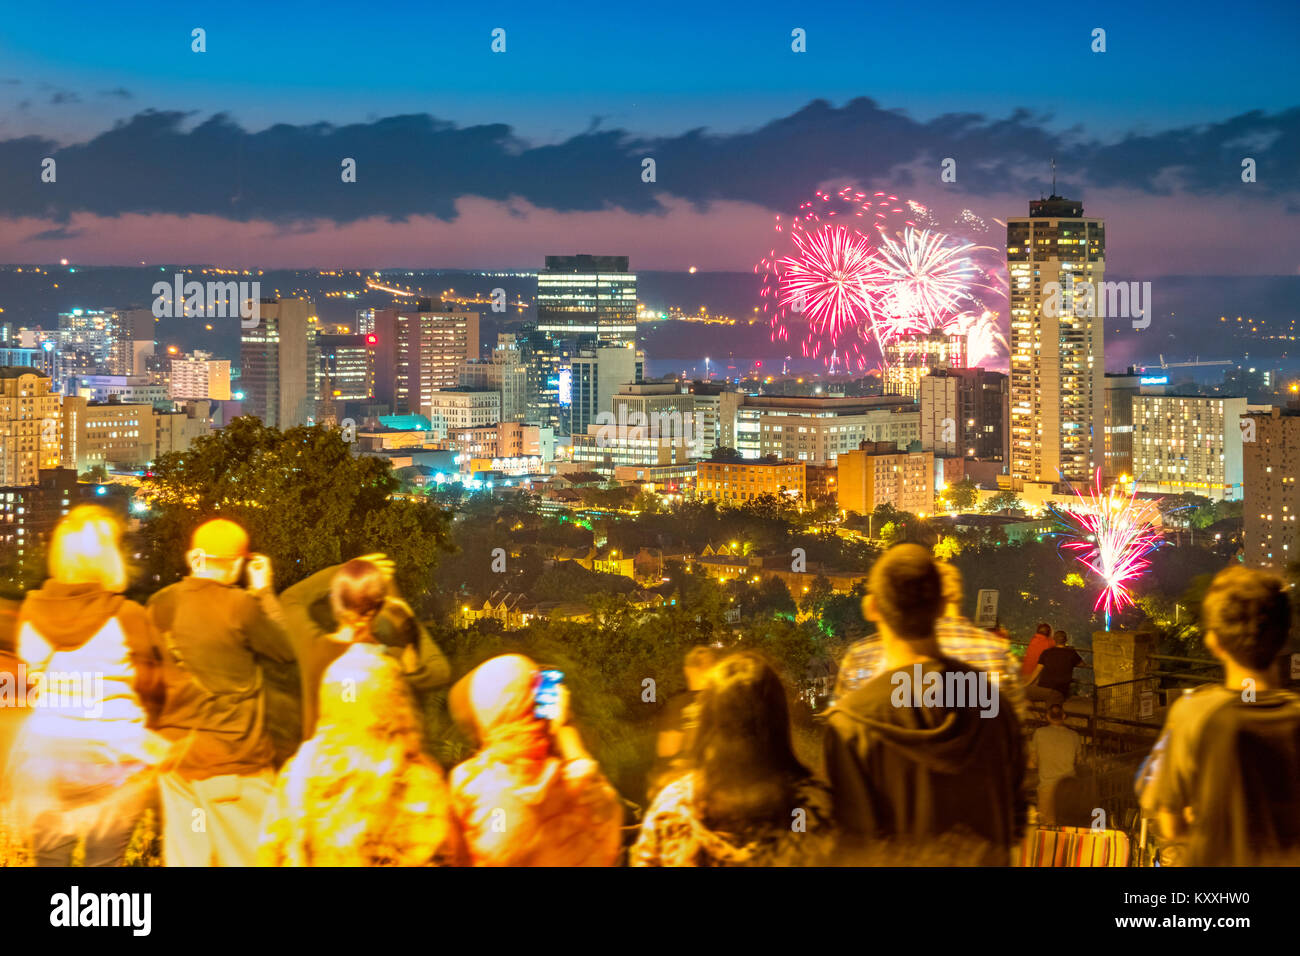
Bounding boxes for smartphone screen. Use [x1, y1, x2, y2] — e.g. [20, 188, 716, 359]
[534, 669, 564, 720]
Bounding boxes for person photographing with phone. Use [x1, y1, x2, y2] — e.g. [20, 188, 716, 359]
[146, 518, 295, 867]
[447, 654, 623, 866]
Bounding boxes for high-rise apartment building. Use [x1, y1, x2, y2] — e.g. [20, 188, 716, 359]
[240, 297, 316, 428]
[1132, 394, 1248, 500]
[1243, 407, 1300, 569]
[838, 442, 935, 515]
[1007, 195, 1106, 484]
[0, 368, 63, 485]
[374, 300, 480, 415]
[170, 350, 233, 401]
[883, 328, 967, 401]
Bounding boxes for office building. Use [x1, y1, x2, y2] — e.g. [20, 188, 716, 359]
[919, 367, 1009, 461]
[696, 458, 806, 504]
[319, 333, 376, 402]
[732, 395, 918, 464]
[61, 397, 155, 471]
[1007, 195, 1106, 484]
[570, 345, 640, 437]
[536, 255, 637, 348]
[240, 297, 316, 428]
[423, 387, 500, 437]
[459, 346, 530, 423]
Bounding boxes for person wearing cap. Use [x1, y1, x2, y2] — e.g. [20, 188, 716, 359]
[146, 518, 295, 867]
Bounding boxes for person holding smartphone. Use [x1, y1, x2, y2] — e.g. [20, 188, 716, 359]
[447, 654, 622, 866]
[146, 518, 294, 867]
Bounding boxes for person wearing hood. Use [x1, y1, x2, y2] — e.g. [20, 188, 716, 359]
[6, 505, 168, 866]
[146, 518, 294, 867]
[447, 654, 622, 866]
[257, 559, 465, 866]
[631, 651, 835, 867]
[823, 544, 1026, 866]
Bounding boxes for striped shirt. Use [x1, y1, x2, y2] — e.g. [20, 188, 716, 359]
[832, 615, 1027, 721]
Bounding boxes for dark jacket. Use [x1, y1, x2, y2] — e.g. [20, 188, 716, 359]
[278, 563, 451, 740]
[146, 577, 294, 779]
[823, 657, 1026, 865]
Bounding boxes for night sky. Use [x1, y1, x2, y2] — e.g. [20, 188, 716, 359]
[1, 0, 1297, 273]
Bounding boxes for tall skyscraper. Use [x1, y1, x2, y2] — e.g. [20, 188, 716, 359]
[373, 300, 480, 415]
[535, 255, 637, 348]
[1243, 407, 1300, 569]
[1007, 194, 1106, 484]
[240, 297, 316, 428]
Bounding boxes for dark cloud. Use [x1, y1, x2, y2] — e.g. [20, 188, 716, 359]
[25, 225, 85, 240]
[0, 99, 1296, 225]
[49, 90, 81, 105]
[98, 88, 133, 99]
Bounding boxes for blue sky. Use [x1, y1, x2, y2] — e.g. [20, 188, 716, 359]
[4, 0, 1298, 143]
[0, 0, 1296, 273]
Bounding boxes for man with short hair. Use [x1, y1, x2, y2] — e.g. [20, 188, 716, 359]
[1025, 630, 1082, 706]
[1139, 566, 1300, 865]
[832, 561, 1026, 722]
[147, 519, 294, 867]
[823, 544, 1026, 864]
[1029, 703, 1082, 825]
[646, 644, 719, 801]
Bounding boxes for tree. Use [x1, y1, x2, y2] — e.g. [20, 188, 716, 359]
[933, 535, 962, 560]
[140, 417, 453, 602]
[81, 464, 110, 483]
[946, 477, 977, 512]
[982, 491, 1025, 515]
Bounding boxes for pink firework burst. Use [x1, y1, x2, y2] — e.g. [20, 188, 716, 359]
[757, 187, 917, 370]
[776, 225, 886, 354]
[1054, 470, 1165, 627]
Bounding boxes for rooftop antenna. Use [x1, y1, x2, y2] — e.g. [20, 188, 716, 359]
[1051, 156, 1057, 197]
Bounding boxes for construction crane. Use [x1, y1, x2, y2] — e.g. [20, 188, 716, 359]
[1137, 355, 1232, 371]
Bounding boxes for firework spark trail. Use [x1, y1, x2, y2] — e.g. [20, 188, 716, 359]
[1053, 470, 1165, 627]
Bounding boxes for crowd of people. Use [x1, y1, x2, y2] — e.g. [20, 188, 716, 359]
[1, 504, 1298, 867]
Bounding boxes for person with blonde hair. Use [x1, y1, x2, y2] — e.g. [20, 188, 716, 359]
[5, 505, 167, 866]
[448, 654, 622, 866]
[146, 517, 294, 866]
[258, 559, 464, 866]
